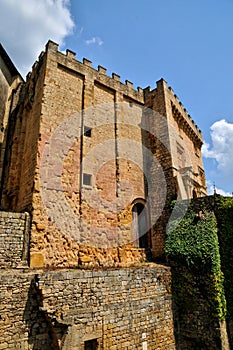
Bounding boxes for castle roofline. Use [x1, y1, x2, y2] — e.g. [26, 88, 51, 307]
[0, 43, 23, 81]
[45, 40, 144, 95]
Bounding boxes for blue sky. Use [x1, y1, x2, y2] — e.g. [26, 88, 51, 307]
[1, 0, 233, 195]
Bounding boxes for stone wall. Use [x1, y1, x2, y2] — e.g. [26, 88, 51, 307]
[171, 265, 230, 350]
[1, 55, 44, 212]
[0, 40, 207, 268]
[0, 265, 176, 350]
[0, 211, 30, 268]
[0, 60, 9, 133]
[0, 47, 23, 192]
[29, 41, 149, 268]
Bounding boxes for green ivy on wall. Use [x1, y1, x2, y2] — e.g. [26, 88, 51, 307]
[215, 196, 233, 320]
[165, 203, 226, 320]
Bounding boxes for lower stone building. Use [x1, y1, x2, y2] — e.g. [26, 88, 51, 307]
[0, 202, 232, 349]
[0, 265, 176, 349]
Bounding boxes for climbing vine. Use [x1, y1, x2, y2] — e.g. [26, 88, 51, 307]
[214, 196, 233, 319]
[165, 202, 226, 320]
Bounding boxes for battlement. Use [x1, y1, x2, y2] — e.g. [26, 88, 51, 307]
[143, 79, 203, 146]
[0, 39, 207, 268]
[43, 40, 144, 100]
[25, 40, 203, 137]
[0, 41, 229, 350]
[156, 79, 203, 144]
[167, 85, 202, 134]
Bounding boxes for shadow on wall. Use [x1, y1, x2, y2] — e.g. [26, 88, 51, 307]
[167, 197, 230, 349]
[171, 265, 223, 350]
[23, 275, 68, 350]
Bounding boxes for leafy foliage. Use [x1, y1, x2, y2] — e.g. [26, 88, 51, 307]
[166, 203, 226, 320]
[215, 196, 233, 319]
[166, 209, 220, 273]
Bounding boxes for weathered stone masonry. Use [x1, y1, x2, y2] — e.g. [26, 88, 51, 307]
[0, 41, 207, 269]
[0, 211, 30, 268]
[0, 41, 218, 349]
[0, 266, 176, 350]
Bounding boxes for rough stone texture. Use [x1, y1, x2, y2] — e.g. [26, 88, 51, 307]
[143, 80, 207, 258]
[0, 44, 23, 185]
[0, 40, 230, 350]
[172, 265, 230, 350]
[0, 265, 176, 350]
[0, 41, 207, 268]
[0, 263, 229, 349]
[0, 43, 22, 130]
[1, 55, 44, 212]
[0, 211, 30, 268]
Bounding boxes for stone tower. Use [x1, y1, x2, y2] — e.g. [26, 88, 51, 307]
[0, 43, 23, 189]
[0, 40, 207, 268]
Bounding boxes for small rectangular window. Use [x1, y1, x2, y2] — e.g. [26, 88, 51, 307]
[84, 339, 98, 350]
[83, 173, 92, 186]
[84, 126, 92, 137]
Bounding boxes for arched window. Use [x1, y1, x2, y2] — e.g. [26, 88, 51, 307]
[132, 201, 151, 250]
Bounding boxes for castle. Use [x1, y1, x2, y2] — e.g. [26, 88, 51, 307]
[1, 41, 230, 349]
[0, 40, 206, 268]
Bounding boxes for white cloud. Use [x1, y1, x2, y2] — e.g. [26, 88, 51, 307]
[85, 36, 103, 46]
[206, 181, 232, 197]
[202, 119, 233, 176]
[0, 0, 74, 77]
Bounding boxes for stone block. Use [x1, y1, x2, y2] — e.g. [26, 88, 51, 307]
[30, 252, 44, 268]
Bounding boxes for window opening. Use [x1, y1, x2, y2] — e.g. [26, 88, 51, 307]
[84, 126, 92, 137]
[83, 173, 92, 186]
[132, 202, 149, 249]
[84, 339, 98, 350]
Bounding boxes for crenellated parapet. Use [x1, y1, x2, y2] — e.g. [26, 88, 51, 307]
[165, 86, 201, 143]
[147, 79, 203, 148]
[167, 87, 203, 145]
[43, 40, 144, 103]
[170, 101, 203, 148]
[0, 39, 207, 269]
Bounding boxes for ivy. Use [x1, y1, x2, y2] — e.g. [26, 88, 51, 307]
[214, 196, 233, 319]
[165, 202, 227, 320]
[166, 209, 220, 274]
